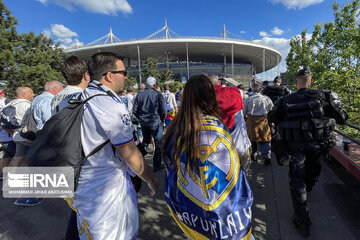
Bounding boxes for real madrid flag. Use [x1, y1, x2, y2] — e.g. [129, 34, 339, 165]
[164, 115, 253, 240]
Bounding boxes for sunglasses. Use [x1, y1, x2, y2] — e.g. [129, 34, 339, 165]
[103, 70, 128, 77]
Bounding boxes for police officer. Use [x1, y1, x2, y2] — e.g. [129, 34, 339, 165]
[262, 76, 291, 103]
[268, 68, 348, 237]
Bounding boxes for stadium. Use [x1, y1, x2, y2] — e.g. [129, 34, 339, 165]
[66, 22, 282, 85]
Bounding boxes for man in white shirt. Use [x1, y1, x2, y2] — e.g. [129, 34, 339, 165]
[243, 82, 274, 165]
[51, 56, 90, 115]
[163, 85, 177, 114]
[71, 52, 158, 240]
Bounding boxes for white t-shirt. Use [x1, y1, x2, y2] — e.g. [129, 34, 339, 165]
[0, 98, 6, 109]
[51, 85, 83, 115]
[163, 90, 177, 111]
[72, 82, 137, 240]
[6, 99, 31, 142]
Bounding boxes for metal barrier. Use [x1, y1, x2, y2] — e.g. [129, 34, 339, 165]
[330, 122, 360, 181]
[334, 122, 360, 146]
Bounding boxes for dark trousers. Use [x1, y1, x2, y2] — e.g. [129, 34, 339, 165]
[288, 142, 322, 226]
[141, 124, 163, 168]
[65, 210, 79, 240]
[251, 141, 271, 159]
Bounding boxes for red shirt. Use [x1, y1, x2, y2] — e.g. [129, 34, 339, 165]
[214, 84, 243, 129]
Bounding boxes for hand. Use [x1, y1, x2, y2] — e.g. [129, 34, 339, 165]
[147, 178, 159, 197]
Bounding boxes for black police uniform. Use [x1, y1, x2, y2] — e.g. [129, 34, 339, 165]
[262, 85, 291, 103]
[268, 87, 347, 235]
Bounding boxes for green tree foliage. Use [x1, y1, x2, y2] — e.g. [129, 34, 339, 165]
[141, 57, 174, 85]
[141, 57, 160, 80]
[6, 32, 66, 95]
[0, 0, 18, 83]
[286, 0, 360, 137]
[168, 81, 184, 93]
[124, 76, 137, 90]
[0, 0, 67, 96]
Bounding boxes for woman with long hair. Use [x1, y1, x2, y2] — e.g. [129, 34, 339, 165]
[162, 75, 253, 240]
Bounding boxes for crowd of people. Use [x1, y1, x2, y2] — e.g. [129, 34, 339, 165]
[0, 52, 348, 240]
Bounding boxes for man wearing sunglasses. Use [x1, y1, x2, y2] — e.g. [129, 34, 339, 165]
[70, 52, 158, 240]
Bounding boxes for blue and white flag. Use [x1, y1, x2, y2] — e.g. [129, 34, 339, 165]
[164, 115, 253, 240]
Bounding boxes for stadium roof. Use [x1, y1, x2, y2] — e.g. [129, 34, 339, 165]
[65, 23, 282, 74]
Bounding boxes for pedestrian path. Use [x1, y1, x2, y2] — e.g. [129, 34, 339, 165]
[0, 152, 359, 239]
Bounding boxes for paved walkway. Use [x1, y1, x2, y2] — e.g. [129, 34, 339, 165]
[1, 151, 359, 240]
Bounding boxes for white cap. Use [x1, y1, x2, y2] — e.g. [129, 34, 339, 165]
[146, 76, 157, 86]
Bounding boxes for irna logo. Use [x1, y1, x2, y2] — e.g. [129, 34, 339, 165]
[8, 172, 69, 188]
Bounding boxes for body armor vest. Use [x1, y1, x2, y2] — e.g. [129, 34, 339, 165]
[263, 85, 288, 103]
[278, 89, 335, 143]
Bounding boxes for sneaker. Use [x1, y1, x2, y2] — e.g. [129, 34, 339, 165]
[293, 215, 310, 237]
[14, 198, 44, 206]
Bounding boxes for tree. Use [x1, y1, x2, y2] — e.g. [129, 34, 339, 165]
[141, 57, 174, 86]
[124, 76, 137, 90]
[168, 81, 184, 93]
[286, 0, 360, 137]
[0, 0, 67, 96]
[141, 58, 160, 81]
[0, 0, 18, 84]
[5, 32, 67, 95]
[158, 68, 173, 84]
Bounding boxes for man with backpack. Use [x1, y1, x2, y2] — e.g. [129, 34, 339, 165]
[13, 82, 63, 206]
[72, 52, 158, 239]
[1, 87, 34, 167]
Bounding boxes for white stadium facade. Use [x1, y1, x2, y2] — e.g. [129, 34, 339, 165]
[65, 22, 282, 85]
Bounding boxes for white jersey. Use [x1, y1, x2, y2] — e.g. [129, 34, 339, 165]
[163, 90, 177, 111]
[72, 81, 137, 240]
[51, 85, 83, 115]
[7, 99, 31, 142]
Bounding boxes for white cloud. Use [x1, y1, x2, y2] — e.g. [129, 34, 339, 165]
[240, 30, 246, 34]
[36, 0, 132, 15]
[271, 27, 284, 35]
[259, 31, 269, 37]
[254, 36, 291, 59]
[254, 36, 291, 79]
[50, 24, 78, 38]
[42, 24, 82, 49]
[271, 0, 324, 9]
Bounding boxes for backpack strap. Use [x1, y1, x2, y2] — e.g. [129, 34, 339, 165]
[76, 139, 110, 169]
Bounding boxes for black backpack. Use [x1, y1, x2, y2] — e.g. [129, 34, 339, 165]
[27, 92, 110, 190]
[0, 104, 20, 130]
[19, 109, 38, 141]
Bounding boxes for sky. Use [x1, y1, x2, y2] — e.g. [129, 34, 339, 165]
[3, 0, 352, 80]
